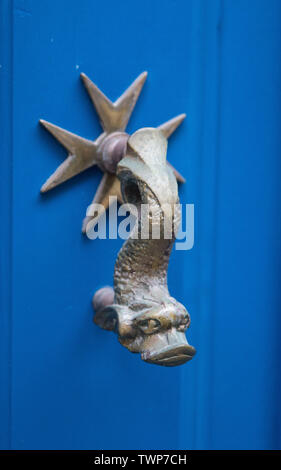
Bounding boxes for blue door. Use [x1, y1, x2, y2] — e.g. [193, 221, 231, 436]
[0, 0, 280, 450]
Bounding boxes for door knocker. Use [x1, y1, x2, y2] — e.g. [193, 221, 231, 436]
[40, 71, 196, 366]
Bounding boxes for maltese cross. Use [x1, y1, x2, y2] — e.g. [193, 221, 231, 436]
[40, 71, 186, 232]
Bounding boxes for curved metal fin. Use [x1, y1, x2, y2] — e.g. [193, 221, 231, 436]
[158, 114, 186, 183]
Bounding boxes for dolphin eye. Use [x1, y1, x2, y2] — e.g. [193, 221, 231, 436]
[137, 318, 161, 335]
[177, 314, 190, 331]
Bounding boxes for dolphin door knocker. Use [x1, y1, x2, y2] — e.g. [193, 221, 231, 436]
[40, 71, 195, 366]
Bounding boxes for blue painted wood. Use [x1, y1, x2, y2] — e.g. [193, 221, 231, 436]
[179, 0, 223, 450]
[209, 0, 281, 450]
[0, 0, 281, 450]
[180, 0, 281, 450]
[0, 0, 13, 451]
[7, 0, 194, 450]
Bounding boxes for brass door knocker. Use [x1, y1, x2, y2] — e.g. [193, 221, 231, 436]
[40, 71, 195, 367]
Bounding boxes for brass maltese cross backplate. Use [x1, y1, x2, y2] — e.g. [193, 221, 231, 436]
[40, 71, 186, 232]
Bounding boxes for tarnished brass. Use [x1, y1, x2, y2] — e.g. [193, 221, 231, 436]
[40, 72, 195, 367]
[40, 71, 186, 232]
[93, 128, 195, 367]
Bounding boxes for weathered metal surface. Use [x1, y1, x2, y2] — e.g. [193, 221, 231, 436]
[40, 72, 186, 232]
[40, 72, 194, 367]
[93, 128, 195, 366]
